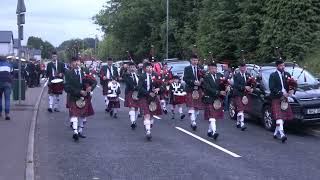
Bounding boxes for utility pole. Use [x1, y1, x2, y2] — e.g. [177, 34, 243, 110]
[166, 0, 169, 60]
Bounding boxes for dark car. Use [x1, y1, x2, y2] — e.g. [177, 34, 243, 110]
[229, 65, 320, 131]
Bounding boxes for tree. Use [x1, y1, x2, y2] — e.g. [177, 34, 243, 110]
[27, 36, 43, 49]
[41, 41, 55, 59]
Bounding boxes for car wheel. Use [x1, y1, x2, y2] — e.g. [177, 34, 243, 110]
[229, 100, 236, 120]
[263, 105, 275, 131]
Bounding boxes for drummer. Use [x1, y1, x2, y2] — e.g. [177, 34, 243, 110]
[169, 75, 186, 120]
[106, 77, 121, 118]
[46, 51, 66, 113]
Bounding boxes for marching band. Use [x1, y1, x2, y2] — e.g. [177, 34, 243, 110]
[45, 46, 297, 144]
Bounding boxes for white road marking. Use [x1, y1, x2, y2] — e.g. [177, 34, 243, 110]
[44, 80, 48, 87]
[175, 127, 241, 158]
[97, 85, 100, 88]
[119, 97, 125, 101]
[153, 115, 162, 120]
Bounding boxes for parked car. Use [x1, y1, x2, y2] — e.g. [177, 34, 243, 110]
[229, 65, 320, 131]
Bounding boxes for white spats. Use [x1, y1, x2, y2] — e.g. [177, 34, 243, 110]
[54, 95, 60, 109]
[178, 106, 183, 114]
[160, 100, 167, 110]
[209, 118, 217, 133]
[275, 119, 285, 137]
[78, 117, 86, 133]
[237, 111, 245, 127]
[71, 117, 79, 134]
[144, 119, 151, 131]
[129, 110, 136, 123]
[104, 96, 109, 106]
[48, 96, 54, 108]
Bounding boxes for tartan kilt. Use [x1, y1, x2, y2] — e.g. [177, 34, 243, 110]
[68, 96, 94, 117]
[271, 99, 293, 121]
[139, 97, 162, 116]
[160, 89, 170, 100]
[185, 90, 205, 110]
[124, 91, 139, 108]
[204, 102, 224, 120]
[107, 97, 120, 109]
[66, 99, 70, 108]
[234, 95, 252, 112]
[48, 82, 64, 95]
[169, 95, 186, 105]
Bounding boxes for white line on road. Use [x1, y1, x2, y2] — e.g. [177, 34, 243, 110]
[44, 80, 48, 87]
[97, 85, 100, 88]
[175, 127, 241, 158]
[119, 97, 125, 101]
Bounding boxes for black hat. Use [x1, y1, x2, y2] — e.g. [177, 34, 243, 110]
[275, 59, 284, 66]
[70, 57, 78, 62]
[52, 51, 57, 55]
[239, 61, 246, 67]
[191, 54, 198, 59]
[208, 62, 217, 67]
[128, 62, 136, 66]
[143, 62, 153, 68]
[107, 57, 113, 61]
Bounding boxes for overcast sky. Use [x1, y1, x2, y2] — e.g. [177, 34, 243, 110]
[0, 0, 106, 47]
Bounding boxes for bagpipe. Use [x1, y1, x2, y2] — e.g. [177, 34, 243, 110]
[212, 76, 230, 110]
[76, 72, 96, 109]
[147, 86, 159, 112]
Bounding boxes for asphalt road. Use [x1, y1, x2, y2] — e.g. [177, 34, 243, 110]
[35, 83, 320, 180]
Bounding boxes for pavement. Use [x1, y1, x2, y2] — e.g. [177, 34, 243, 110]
[0, 82, 45, 180]
[34, 83, 320, 180]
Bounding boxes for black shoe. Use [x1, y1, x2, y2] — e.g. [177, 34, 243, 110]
[273, 135, 278, 139]
[110, 110, 114, 117]
[131, 122, 137, 130]
[105, 108, 110, 112]
[146, 131, 152, 141]
[5, 116, 10, 120]
[138, 114, 142, 118]
[70, 122, 73, 129]
[171, 116, 175, 120]
[73, 134, 79, 142]
[236, 124, 241, 128]
[163, 109, 168, 114]
[241, 126, 247, 131]
[54, 108, 60, 112]
[207, 132, 213, 138]
[180, 114, 186, 120]
[48, 108, 53, 113]
[213, 133, 219, 140]
[113, 113, 118, 119]
[191, 124, 197, 131]
[78, 133, 86, 138]
[281, 136, 287, 143]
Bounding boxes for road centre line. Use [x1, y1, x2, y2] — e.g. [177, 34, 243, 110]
[175, 127, 241, 158]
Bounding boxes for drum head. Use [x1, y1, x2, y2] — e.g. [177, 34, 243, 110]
[51, 79, 63, 83]
[107, 94, 117, 98]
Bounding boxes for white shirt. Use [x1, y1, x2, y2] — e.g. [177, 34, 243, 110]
[277, 70, 286, 94]
[146, 73, 151, 91]
[132, 73, 139, 84]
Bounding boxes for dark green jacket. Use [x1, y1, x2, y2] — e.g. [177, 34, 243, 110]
[233, 71, 251, 97]
[269, 71, 291, 99]
[64, 69, 97, 102]
[203, 73, 223, 104]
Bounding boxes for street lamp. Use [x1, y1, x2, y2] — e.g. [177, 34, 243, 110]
[16, 0, 26, 104]
[166, 0, 169, 60]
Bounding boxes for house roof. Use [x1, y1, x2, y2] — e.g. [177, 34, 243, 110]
[0, 31, 13, 43]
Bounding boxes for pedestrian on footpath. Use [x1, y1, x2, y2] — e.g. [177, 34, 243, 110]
[0, 55, 13, 120]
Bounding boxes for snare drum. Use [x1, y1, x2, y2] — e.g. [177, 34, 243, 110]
[50, 78, 64, 94]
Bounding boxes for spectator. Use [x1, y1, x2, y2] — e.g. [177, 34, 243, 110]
[0, 55, 13, 120]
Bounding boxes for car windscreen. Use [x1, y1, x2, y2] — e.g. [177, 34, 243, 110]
[261, 67, 319, 91]
[167, 61, 190, 73]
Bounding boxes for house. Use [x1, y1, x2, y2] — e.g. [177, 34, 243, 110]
[31, 49, 41, 61]
[0, 31, 14, 55]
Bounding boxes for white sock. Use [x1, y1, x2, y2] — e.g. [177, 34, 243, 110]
[78, 117, 85, 134]
[54, 95, 59, 109]
[48, 96, 54, 108]
[160, 100, 167, 110]
[178, 106, 183, 114]
[113, 109, 118, 114]
[144, 119, 151, 131]
[277, 119, 285, 137]
[189, 109, 196, 125]
[129, 110, 135, 123]
[104, 96, 109, 106]
[71, 117, 78, 134]
[209, 118, 217, 133]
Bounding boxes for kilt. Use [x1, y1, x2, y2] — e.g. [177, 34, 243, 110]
[160, 89, 170, 100]
[102, 80, 111, 95]
[124, 91, 139, 108]
[139, 97, 162, 116]
[271, 99, 293, 121]
[185, 90, 205, 110]
[204, 101, 224, 120]
[234, 95, 252, 112]
[68, 96, 94, 117]
[48, 82, 64, 95]
[107, 96, 120, 109]
[169, 95, 186, 105]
